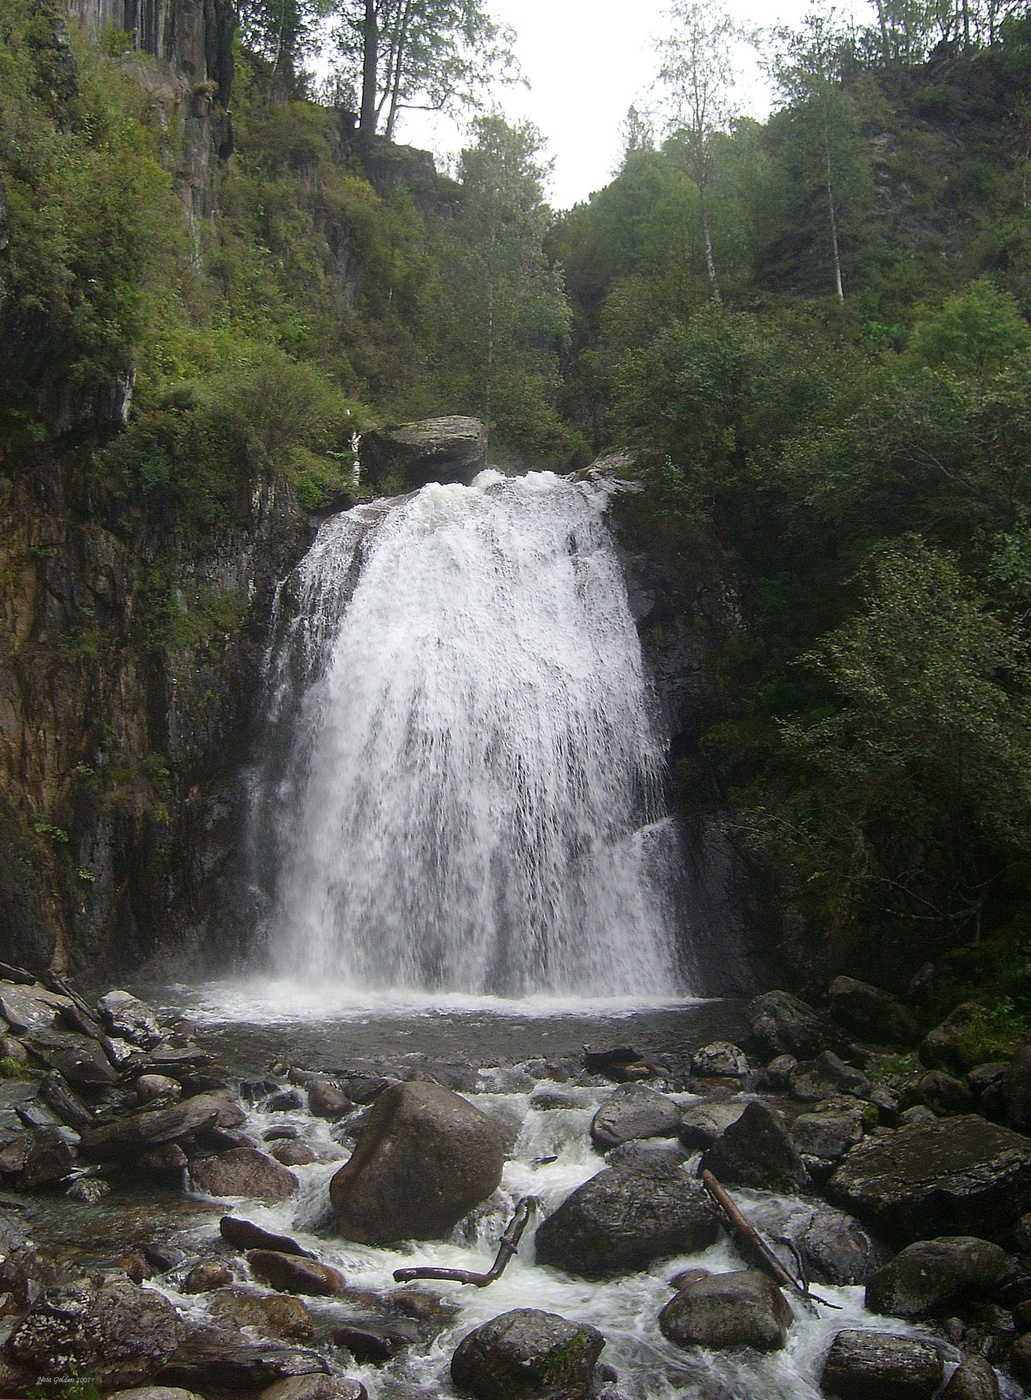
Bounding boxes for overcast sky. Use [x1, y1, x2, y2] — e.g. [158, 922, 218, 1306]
[398, 0, 872, 211]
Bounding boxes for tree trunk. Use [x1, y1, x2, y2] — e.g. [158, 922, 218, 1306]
[823, 121, 844, 302]
[384, 0, 414, 141]
[359, 0, 379, 139]
[699, 184, 721, 303]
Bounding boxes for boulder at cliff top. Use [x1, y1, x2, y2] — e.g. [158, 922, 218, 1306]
[329, 1080, 506, 1243]
[534, 1161, 720, 1278]
[450, 1308, 604, 1400]
[361, 416, 487, 492]
[827, 1114, 1031, 1243]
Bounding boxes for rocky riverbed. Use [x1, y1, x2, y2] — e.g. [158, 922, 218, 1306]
[1, 971, 1031, 1398]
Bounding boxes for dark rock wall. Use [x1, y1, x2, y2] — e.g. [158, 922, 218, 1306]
[0, 456, 310, 979]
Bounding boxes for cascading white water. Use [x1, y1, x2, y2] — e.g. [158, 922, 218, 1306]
[252, 469, 691, 997]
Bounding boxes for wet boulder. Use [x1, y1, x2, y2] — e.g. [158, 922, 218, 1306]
[135, 1075, 183, 1106]
[534, 1160, 720, 1278]
[8, 1275, 185, 1389]
[450, 1307, 604, 1400]
[826, 1115, 1031, 1243]
[941, 1356, 1000, 1400]
[690, 1042, 750, 1080]
[789, 1051, 870, 1102]
[247, 1250, 346, 1296]
[919, 1003, 994, 1074]
[747, 990, 858, 1062]
[190, 1148, 298, 1203]
[828, 977, 921, 1047]
[658, 1270, 792, 1352]
[182, 1261, 233, 1293]
[0, 982, 72, 1034]
[329, 1080, 507, 1244]
[98, 990, 163, 1049]
[78, 1095, 224, 1160]
[157, 1334, 331, 1393]
[19, 1127, 76, 1189]
[790, 1207, 890, 1286]
[106, 1389, 205, 1400]
[792, 1104, 866, 1167]
[700, 1100, 810, 1193]
[590, 1083, 681, 1150]
[220, 1215, 315, 1257]
[981, 1046, 1031, 1133]
[820, 1329, 943, 1399]
[307, 1081, 351, 1119]
[865, 1236, 1009, 1318]
[208, 1289, 313, 1341]
[678, 1099, 748, 1149]
[331, 1316, 426, 1363]
[362, 416, 487, 492]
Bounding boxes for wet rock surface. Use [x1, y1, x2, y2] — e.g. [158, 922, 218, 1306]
[865, 1236, 1009, 1317]
[820, 1328, 944, 1399]
[659, 1269, 793, 1351]
[534, 1161, 720, 1278]
[590, 1082, 681, 1149]
[450, 1307, 605, 1400]
[329, 1080, 507, 1243]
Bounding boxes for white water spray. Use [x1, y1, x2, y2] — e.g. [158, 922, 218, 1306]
[252, 470, 690, 997]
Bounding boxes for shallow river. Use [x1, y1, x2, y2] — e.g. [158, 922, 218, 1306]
[35, 983, 1012, 1399]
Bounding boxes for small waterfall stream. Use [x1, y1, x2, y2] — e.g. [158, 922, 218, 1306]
[248, 469, 693, 997]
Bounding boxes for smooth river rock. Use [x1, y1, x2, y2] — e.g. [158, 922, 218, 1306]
[658, 1269, 792, 1351]
[700, 1099, 810, 1192]
[534, 1160, 720, 1278]
[329, 1080, 507, 1243]
[826, 1115, 1031, 1242]
[450, 1308, 605, 1400]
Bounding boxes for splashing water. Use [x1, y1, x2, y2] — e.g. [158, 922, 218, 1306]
[250, 469, 692, 997]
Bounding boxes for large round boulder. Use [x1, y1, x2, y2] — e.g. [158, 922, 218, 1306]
[820, 1329, 943, 1399]
[790, 1207, 889, 1286]
[828, 976, 921, 1047]
[826, 1115, 1031, 1243]
[450, 1308, 604, 1400]
[865, 1236, 1008, 1318]
[747, 990, 858, 1062]
[534, 1160, 719, 1279]
[329, 1081, 507, 1243]
[658, 1270, 792, 1352]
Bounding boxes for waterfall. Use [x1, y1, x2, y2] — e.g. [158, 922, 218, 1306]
[249, 470, 692, 998]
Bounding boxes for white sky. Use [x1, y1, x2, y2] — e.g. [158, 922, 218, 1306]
[397, 0, 873, 211]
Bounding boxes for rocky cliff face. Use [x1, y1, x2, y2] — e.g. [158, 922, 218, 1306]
[0, 450, 310, 979]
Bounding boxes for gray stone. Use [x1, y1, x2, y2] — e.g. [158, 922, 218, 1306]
[828, 977, 921, 1046]
[700, 1100, 810, 1192]
[182, 1261, 233, 1293]
[158, 1337, 330, 1393]
[20, 1127, 75, 1189]
[329, 1081, 506, 1244]
[362, 416, 487, 492]
[135, 1075, 183, 1105]
[307, 1081, 351, 1118]
[190, 1148, 298, 1203]
[865, 1236, 1009, 1317]
[789, 1051, 870, 1102]
[9, 1276, 185, 1388]
[920, 1003, 991, 1074]
[690, 1042, 750, 1079]
[79, 1095, 223, 1159]
[271, 1141, 315, 1167]
[534, 1161, 719, 1279]
[747, 990, 858, 1062]
[792, 1208, 889, 1286]
[330, 1316, 425, 1362]
[678, 1099, 748, 1149]
[0, 983, 71, 1034]
[827, 1115, 1031, 1243]
[792, 1105, 866, 1163]
[658, 1270, 792, 1351]
[918, 1070, 974, 1116]
[450, 1308, 604, 1400]
[766, 1054, 798, 1089]
[108, 1389, 204, 1400]
[821, 1329, 944, 1399]
[941, 1356, 1000, 1400]
[590, 1083, 681, 1150]
[981, 1045, 1031, 1133]
[98, 990, 163, 1048]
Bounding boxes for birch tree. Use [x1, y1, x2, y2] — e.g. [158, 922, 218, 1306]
[657, 0, 742, 301]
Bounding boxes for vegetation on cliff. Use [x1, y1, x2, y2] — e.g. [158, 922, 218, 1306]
[4, 0, 1031, 1026]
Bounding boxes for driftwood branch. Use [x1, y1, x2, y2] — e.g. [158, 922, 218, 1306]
[393, 1196, 538, 1287]
[700, 1170, 840, 1313]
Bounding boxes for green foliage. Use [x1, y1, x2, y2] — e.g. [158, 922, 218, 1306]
[909, 277, 1031, 377]
[32, 813, 69, 845]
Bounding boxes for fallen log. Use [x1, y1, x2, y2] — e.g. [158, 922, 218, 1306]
[700, 1169, 838, 1313]
[393, 1195, 538, 1286]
